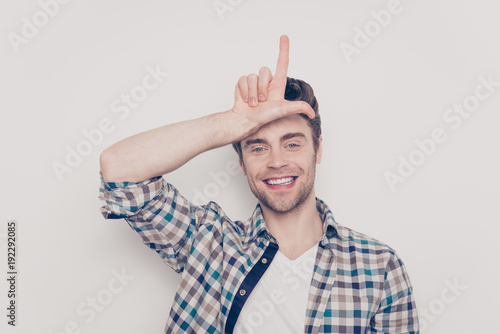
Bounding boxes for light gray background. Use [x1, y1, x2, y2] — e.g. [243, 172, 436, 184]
[1, 0, 499, 333]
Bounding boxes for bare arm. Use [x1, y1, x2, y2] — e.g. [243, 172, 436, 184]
[99, 35, 314, 182]
[100, 111, 252, 182]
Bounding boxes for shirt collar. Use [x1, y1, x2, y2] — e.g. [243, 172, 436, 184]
[245, 202, 273, 243]
[315, 197, 350, 246]
[245, 197, 349, 245]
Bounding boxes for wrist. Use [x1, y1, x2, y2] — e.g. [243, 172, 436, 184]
[221, 109, 258, 142]
[200, 111, 248, 150]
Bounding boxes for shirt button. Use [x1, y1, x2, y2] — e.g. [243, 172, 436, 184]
[261, 258, 268, 264]
[239, 289, 246, 296]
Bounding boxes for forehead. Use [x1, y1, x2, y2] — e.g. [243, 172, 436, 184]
[244, 114, 312, 143]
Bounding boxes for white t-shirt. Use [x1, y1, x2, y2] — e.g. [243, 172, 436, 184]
[233, 242, 318, 334]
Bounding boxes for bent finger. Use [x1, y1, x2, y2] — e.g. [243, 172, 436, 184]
[258, 67, 273, 102]
[237, 76, 249, 103]
[247, 73, 259, 107]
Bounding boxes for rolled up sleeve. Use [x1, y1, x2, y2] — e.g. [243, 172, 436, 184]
[98, 172, 212, 273]
[99, 173, 164, 219]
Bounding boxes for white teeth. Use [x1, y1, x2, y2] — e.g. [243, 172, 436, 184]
[266, 177, 295, 185]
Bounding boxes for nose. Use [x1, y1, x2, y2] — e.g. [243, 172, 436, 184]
[267, 148, 289, 169]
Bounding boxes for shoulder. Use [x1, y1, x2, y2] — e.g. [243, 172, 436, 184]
[327, 221, 402, 272]
[338, 223, 396, 253]
[316, 198, 397, 259]
[192, 200, 250, 235]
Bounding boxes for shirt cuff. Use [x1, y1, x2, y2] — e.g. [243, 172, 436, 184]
[98, 172, 164, 219]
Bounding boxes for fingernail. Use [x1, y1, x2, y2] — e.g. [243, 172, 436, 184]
[258, 94, 265, 101]
[244, 96, 248, 102]
[250, 97, 257, 105]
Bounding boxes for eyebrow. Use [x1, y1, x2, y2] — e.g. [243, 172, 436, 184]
[243, 132, 306, 148]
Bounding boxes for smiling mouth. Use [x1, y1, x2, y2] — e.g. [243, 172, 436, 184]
[264, 176, 297, 186]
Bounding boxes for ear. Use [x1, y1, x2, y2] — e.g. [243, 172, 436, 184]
[316, 136, 323, 164]
[239, 158, 247, 175]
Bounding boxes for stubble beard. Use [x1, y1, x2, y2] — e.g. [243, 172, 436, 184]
[248, 154, 317, 215]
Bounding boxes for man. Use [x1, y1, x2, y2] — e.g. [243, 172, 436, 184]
[99, 35, 419, 333]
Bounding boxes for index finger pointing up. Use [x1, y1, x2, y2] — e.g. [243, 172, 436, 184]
[274, 35, 290, 87]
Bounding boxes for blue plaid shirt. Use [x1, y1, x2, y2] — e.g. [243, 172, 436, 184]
[99, 173, 419, 333]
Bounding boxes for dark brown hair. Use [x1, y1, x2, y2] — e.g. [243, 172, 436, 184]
[232, 77, 321, 161]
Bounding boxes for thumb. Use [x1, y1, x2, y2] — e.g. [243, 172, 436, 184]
[282, 100, 316, 119]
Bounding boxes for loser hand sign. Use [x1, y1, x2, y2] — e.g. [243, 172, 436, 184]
[230, 35, 315, 136]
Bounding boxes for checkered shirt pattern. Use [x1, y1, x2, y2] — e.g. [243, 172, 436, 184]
[99, 173, 419, 333]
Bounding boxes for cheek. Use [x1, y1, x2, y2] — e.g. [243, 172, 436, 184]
[247, 165, 267, 182]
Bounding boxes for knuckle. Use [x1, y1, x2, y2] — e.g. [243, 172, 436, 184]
[248, 73, 258, 80]
[259, 66, 271, 74]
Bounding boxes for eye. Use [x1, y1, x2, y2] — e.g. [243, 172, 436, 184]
[252, 147, 264, 152]
[287, 143, 300, 149]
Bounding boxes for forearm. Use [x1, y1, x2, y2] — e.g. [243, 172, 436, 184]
[100, 109, 251, 182]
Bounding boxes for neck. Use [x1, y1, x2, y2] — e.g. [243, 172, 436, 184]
[260, 191, 323, 254]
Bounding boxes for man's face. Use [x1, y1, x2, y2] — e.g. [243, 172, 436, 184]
[239, 114, 322, 214]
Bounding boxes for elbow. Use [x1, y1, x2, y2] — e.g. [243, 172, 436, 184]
[99, 148, 117, 182]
